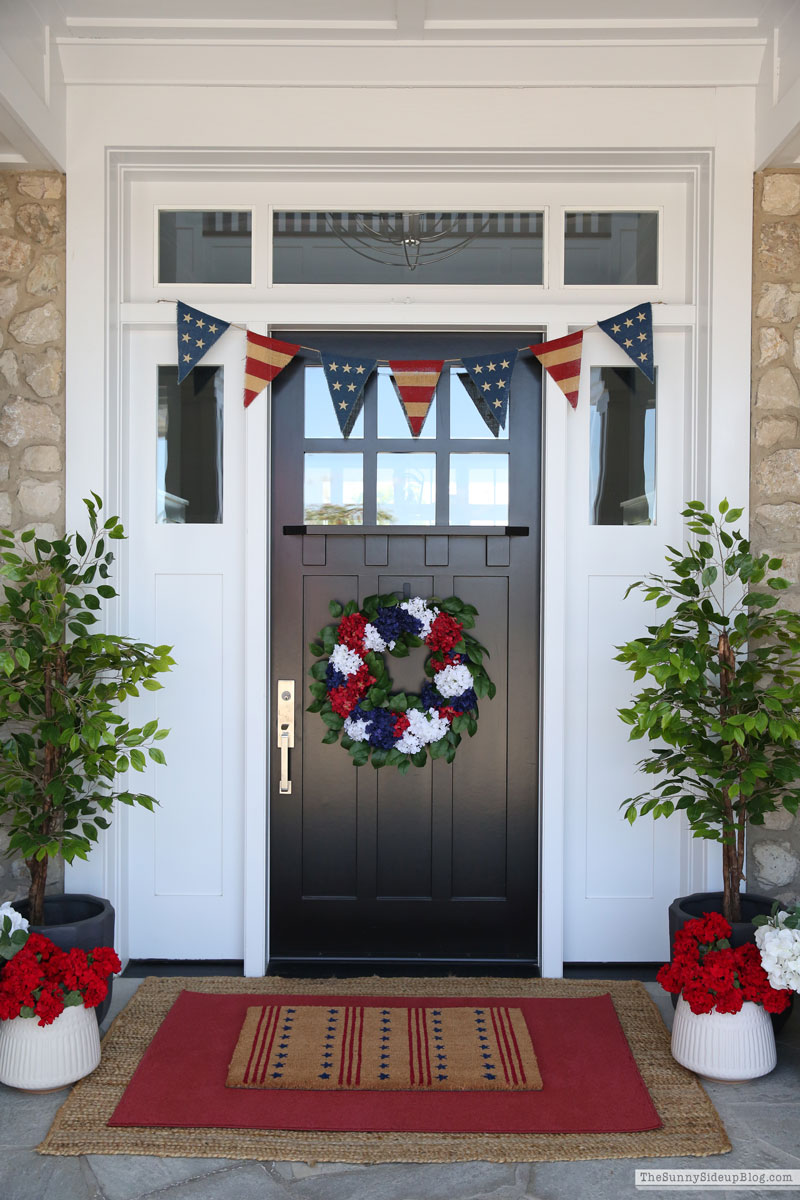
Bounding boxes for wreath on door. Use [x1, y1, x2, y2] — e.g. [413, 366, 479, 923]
[307, 593, 494, 774]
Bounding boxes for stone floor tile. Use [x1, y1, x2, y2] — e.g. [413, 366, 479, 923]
[288, 1161, 517, 1200]
[710, 1106, 800, 1169]
[271, 1161, 367, 1181]
[86, 1154, 246, 1200]
[0, 1083, 72, 1148]
[0, 1148, 102, 1200]
[137, 1163, 289, 1199]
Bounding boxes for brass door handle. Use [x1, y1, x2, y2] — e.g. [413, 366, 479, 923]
[277, 680, 295, 795]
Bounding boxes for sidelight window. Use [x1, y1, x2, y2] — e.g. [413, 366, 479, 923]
[589, 366, 656, 525]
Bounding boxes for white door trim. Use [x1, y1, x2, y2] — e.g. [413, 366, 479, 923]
[65, 147, 721, 978]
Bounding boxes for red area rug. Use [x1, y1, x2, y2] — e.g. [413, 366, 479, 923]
[109, 990, 660, 1134]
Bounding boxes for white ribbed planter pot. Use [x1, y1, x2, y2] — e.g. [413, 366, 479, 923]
[671, 995, 777, 1082]
[0, 1004, 100, 1091]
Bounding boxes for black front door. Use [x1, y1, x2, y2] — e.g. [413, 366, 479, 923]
[270, 332, 541, 969]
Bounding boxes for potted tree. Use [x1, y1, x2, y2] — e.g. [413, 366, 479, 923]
[616, 500, 800, 940]
[0, 495, 173, 1019]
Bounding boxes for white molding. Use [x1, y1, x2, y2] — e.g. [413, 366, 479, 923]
[65, 144, 726, 973]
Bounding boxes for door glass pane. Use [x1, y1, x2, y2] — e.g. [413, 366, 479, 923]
[564, 212, 658, 285]
[450, 368, 510, 439]
[157, 365, 223, 524]
[158, 210, 252, 284]
[304, 364, 364, 439]
[376, 453, 436, 525]
[589, 366, 656, 525]
[377, 367, 436, 438]
[273, 211, 544, 284]
[449, 454, 509, 525]
[304, 453, 363, 524]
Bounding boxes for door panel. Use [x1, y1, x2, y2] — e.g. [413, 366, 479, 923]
[270, 332, 541, 967]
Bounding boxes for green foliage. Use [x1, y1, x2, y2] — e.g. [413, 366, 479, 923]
[616, 500, 800, 917]
[0, 496, 174, 911]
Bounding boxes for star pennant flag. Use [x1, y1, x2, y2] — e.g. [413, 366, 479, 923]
[177, 302, 231, 383]
[458, 350, 517, 435]
[243, 333, 300, 408]
[598, 302, 654, 382]
[528, 331, 584, 409]
[389, 360, 443, 437]
[320, 353, 377, 437]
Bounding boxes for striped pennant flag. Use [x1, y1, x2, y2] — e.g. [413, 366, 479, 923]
[388, 360, 443, 436]
[528, 331, 584, 409]
[598, 302, 655, 382]
[177, 301, 230, 383]
[243, 333, 300, 408]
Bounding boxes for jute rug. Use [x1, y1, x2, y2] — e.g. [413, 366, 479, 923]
[38, 976, 731, 1164]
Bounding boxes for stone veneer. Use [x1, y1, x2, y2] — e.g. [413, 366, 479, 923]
[0, 168, 65, 903]
[749, 169, 800, 906]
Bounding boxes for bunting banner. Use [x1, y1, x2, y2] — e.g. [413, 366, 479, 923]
[177, 302, 231, 383]
[528, 332, 584, 409]
[598, 303, 654, 382]
[243, 333, 300, 408]
[458, 350, 517, 435]
[320, 353, 377, 437]
[388, 360, 443, 436]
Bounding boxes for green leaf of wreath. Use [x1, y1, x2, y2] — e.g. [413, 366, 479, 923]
[310, 661, 328, 682]
[352, 745, 370, 766]
[412, 749, 427, 767]
[308, 641, 325, 656]
[371, 748, 388, 768]
[398, 759, 411, 775]
[329, 600, 343, 618]
[389, 641, 409, 658]
[388, 693, 408, 712]
[451, 714, 469, 734]
[322, 729, 339, 744]
[321, 625, 337, 651]
[378, 593, 398, 607]
[467, 645, 483, 665]
[321, 712, 344, 730]
[369, 687, 387, 705]
[309, 681, 327, 699]
[360, 698, 374, 711]
[340, 734, 354, 749]
[306, 700, 323, 713]
[386, 748, 406, 766]
[344, 600, 358, 616]
[429, 738, 449, 760]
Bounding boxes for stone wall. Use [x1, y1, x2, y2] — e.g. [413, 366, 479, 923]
[749, 169, 800, 906]
[0, 168, 66, 903]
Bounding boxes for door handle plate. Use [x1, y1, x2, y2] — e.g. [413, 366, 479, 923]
[277, 679, 295, 795]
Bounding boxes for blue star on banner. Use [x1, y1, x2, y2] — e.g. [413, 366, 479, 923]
[598, 303, 654, 383]
[320, 353, 377, 438]
[457, 350, 517, 436]
[177, 301, 231, 383]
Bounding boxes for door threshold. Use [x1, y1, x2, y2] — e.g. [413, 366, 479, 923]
[267, 959, 541, 978]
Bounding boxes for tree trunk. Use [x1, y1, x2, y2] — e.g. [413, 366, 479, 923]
[26, 855, 48, 926]
[718, 631, 742, 924]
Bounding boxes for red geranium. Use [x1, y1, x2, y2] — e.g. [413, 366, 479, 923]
[658, 912, 792, 1015]
[427, 613, 464, 655]
[0, 932, 121, 1027]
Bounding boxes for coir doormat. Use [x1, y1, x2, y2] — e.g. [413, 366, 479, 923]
[39, 977, 731, 1164]
[227, 1002, 543, 1092]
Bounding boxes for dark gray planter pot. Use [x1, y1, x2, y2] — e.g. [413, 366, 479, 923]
[12, 893, 116, 1025]
[668, 890, 792, 1032]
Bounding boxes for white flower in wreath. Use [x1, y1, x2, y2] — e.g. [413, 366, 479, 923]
[363, 623, 393, 653]
[405, 707, 451, 746]
[343, 715, 371, 742]
[400, 596, 438, 638]
[329, 643, 364, 677]
[434, 663, 474, 699]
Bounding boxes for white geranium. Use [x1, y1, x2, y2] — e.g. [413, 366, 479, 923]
[329, 643, 364, 677]
[343, 715, 371, 742]
[404, 707, 450, 746]
[400, 596, 438, 638]
[755, 919, 800, 993]
[394, 729, 423, 755]
[0, 902, 29, 936]
[363, 623, 391, 653]
[434, 662, 473, 699]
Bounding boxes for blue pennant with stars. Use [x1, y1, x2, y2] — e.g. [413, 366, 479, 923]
[598, 302, 654, 383]
[320, 353, 377, 438]
[457, 350, 517, 436]
[177, 301, 231, 383]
